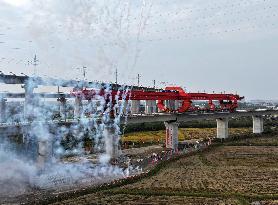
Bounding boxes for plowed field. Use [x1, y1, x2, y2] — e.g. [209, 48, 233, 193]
[53, 133, 278, 205]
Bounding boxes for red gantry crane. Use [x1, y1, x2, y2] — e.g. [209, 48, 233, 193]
[71, 86, 244, 113]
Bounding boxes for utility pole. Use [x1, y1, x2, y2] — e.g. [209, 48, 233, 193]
[137, 74, 141, 87]
[115, 68, 118, 84]
[28, 54, 39, 76]
[76, 66, 87, 81]
[153, 80, 156, 89]
[82, 66, 87, 81]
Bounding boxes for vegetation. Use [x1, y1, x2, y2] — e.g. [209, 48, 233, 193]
[122, 127, 252, 143]
[121, 117, 253, 134]
[48, 131, 278, 205]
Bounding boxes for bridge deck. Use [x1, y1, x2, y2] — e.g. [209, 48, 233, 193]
[0, 110, 276, 135]
[0, 110, 275, 128]
[124, 110, 278, 124]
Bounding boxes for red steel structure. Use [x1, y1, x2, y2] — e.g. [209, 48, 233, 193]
[71, 86, 244, 113]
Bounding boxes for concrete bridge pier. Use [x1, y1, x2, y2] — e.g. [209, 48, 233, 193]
[121, 100, 129, 115]
[37, 139, 52, 170]
[74, 96, 83, 119]
[174, 100, 180, 110]
[145, 100, 156, 114]
[169, 100, 177, 110]
[103, 125, 120, 158]
[153, 101, 158, 113]
[164, 100, 170, 110]
[23, 83, 37, 120]
[164, 121, 179, 151]
[119, 100, 132, 116]
[59, 97, 67, 120]
[164, 100, 179, 112]
[131, 100, 140, 114]
[252, 116, 264, 134]
[114, 100, 125, 116]
[216, 118, 229, 139]
[0, 98, 7, 123]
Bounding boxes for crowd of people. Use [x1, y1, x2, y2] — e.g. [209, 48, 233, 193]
[126, 138, 213, 174]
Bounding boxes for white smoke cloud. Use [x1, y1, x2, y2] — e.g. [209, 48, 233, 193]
[21, 0, 152, 82]
[1, 0, 30, 7]
[0, 77, 135, 197]
[0, 0, 152, 84]
[0, 145, 36, 196]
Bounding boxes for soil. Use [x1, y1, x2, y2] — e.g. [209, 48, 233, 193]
[2, 130, 278, 205]
[51, 133, 278, 205]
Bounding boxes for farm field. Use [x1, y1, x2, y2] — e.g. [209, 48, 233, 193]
[52, 132, 278, 205]
[122, 127, 252, 143]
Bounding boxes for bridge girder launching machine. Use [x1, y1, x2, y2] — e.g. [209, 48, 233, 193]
[71, 86, 244, 113]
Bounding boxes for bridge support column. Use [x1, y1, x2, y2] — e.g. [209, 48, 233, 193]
[59, 97, 67, 120]
[216, 118, 229, 139]
[153, 101, 158, 113]
[145, 100, 156, 114]
[164, 100, 170, 110]
[0, 98, 7, 123]
[103, 125, 120, 158]
[175, 100, 181, 110]
[122, 100, 128, 115]
[74, 96, 82, 119]
[252, 116, 264, 134]
[164, 121, 179, 151]
[164, 100, 178, 112]
[37, 139, 52, 170]
[169, 100, 176, 111]
[131, 100, 140, 114]
[23, 83, 37, 120]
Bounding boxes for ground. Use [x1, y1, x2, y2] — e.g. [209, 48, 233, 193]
[51, 133, 278, 205]
[122, 127, 251, 142]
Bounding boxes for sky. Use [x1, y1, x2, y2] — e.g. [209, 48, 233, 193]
[0, 0, 277, 100]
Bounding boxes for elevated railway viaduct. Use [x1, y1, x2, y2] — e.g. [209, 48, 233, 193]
[0, 74, 277, 166]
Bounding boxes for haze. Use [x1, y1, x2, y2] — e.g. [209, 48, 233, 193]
[0, 0, 277, 100]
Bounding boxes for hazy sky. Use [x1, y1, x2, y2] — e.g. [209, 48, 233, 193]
[0, 0, 277, 100]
